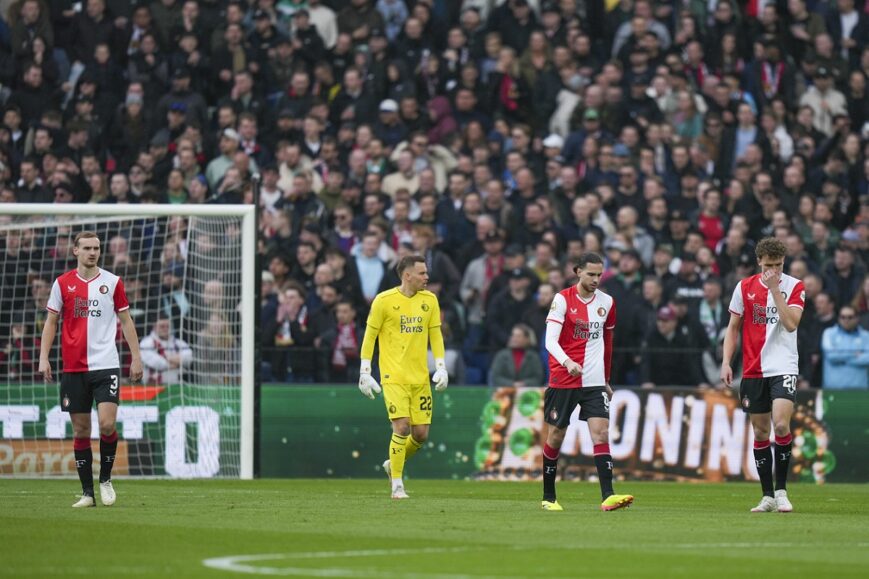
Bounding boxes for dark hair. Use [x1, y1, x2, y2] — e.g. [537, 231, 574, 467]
[396, 255, 426, 277]
[755, 237, 787, 261]
[573, 252, 604, 272]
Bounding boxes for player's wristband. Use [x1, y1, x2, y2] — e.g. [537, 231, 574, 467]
[435, 358, 446, 371]
[360, 359, 372, 375]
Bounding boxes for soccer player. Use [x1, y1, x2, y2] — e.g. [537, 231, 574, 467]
[721, 237, 804, 513]
[38, 232, 143, 508]
[358, 255, 448, 499]
[542, 252, 634, 511]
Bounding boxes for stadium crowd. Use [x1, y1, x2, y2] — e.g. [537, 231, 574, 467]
[0, 0, 868, 389]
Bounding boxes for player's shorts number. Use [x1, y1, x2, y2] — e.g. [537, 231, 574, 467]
[782, 374, 796, 395]
[419, 396, 432, 411]
[110, 375, 119, 396]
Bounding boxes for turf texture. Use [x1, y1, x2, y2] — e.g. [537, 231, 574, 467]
[1, 480, 867, 578]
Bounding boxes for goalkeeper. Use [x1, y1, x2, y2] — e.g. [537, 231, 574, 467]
[358, 255, 448, 499]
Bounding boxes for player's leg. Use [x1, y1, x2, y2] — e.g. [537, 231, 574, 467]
[406, 383, 433, 463]
[579, 388, 632, 510]
[749, 412, 776, 512]
[770, 375, 797, 512]
[406, 424, 429, 462]
[70, 412, 95, 507]
[93, 370, 122, 506]
[382, 383, 412, 498]
[741, 378, 776, 512]
[540, 388, 574, 511]
[63, 372, 95, 507]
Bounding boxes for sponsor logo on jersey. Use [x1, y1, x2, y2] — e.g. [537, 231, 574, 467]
[99, 284, 109, 294]
[748, 293, 756, 300]
[752, 303, 779, 325]
[392, 305, 400, 310]
[67, 285, 77, 293]
[73, 297, 102, 318]
[421, 303, 429, 312]
[399, 315, 424, 333]
[570, 308, 578, 314]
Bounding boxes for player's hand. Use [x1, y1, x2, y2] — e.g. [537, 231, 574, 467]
[432, 362, 449, 392]
[720, 363, 733, 387]
[762, 269, 780, 291]
[564, 359, 582, 377]
[39, 359, 52, 382]
[358, 359, 381, 399]
[358, 373, 381, 399]
[129, 358, 143, 382]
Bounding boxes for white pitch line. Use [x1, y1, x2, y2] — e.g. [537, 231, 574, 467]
[202, 549, 530, 579]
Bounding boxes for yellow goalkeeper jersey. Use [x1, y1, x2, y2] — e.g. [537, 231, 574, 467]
[365, 288, 441, 385]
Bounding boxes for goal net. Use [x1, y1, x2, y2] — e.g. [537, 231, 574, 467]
[0, 204, 255, 479]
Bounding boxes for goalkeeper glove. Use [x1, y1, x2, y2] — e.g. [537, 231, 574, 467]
[358, 359, 381, 399]
[432, 358, 449, 392]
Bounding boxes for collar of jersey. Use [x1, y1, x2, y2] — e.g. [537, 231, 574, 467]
[76, 270, 102, 283]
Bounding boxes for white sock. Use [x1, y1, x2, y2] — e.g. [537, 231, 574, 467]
[391, 478, 403, 491]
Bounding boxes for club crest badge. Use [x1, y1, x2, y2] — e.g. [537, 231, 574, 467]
[99, 284, 109, 294]
[550, 409, 558, 421]
[597, 307, 606, 317]
[63, 396, 70, 408]
[421, 303, 430, 312]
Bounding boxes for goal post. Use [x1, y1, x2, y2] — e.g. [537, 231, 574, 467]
[0, 204, 256, 479]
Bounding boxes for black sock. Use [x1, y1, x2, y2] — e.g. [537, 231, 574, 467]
[99, 431, 119, 483]
[73, 438, 93, 496]
[775, 434, 793, 491]
[753, 441, 774, 497]
[542, 443, 558, 501]
[594, 444, 614, 500]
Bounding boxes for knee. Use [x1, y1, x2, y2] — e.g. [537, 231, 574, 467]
[753, 425, 771, 441]
[392, 421, 411, 436]
[72, 425, 90, 439]
[592, 429, 609, 445]
[773, 423, 791, 438]
[412, 430, 428, 444]
[547, 429, 566, 448]
[99, 421, 115, 437]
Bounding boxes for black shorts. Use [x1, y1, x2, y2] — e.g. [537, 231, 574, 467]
[739, 374, 797, 414]
[544, 386, 610, 429]
[60, 369, 121, 413]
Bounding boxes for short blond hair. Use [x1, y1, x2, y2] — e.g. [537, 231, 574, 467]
[73, 231, 100, 247]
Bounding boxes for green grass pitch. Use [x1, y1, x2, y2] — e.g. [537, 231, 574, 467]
[2, 480, 868, 578]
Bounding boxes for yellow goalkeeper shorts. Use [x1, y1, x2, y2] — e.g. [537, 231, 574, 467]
[382, 382, 433, 425]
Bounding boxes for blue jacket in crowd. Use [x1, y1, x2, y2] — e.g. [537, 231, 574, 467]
[821, 325, 869, 389]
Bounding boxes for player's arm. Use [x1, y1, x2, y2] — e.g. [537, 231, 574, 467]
[118, 310, 144, 381]
[604, 301, 616, 397]
[38, 311, 59, 382]
[767, 277, 803, 332]
[429, 306, 448, 391]
[720, 313, 743, 387]
[358, 296, 383, 399]
[545, 293, 581, 377]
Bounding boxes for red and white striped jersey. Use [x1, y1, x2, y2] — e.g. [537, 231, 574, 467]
[546, 287, 616, 388]
[46, 268, 130, 373]
[728, 273, 805, 378]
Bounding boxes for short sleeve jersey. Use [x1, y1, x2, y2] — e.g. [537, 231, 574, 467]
[46, 268, 129, 373]
[546, 287, 616, 388]
[365, 288, 441, 385]
[728, 273, 805, 378]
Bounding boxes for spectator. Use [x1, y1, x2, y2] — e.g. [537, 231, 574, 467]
[821, 306, 869, 389]
[640, 306, 706, 388]
[140, 316, 193, 385]
[489, 323, 545, 387]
